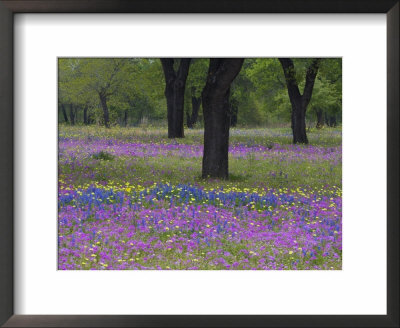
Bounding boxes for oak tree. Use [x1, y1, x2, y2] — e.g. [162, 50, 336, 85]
[202, 58, 244, 179]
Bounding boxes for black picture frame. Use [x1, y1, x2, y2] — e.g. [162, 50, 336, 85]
[0, 1, 398, 327]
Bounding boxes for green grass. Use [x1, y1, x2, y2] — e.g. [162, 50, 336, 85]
[59, 125, 341, 192]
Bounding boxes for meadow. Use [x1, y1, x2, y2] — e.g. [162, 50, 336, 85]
[58, 125, 342, 270]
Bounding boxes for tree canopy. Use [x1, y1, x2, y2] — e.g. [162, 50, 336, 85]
[58, 57, 341, 129]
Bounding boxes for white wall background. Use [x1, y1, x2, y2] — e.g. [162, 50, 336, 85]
[14, 14, 387, 315]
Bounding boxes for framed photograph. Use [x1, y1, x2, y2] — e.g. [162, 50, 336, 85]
[0, 1, 398, 327]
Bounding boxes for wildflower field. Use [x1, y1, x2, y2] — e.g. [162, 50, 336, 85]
[58, 126, 342, 270]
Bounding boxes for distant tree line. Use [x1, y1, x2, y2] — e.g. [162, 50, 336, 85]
[59, 57, 342, 178]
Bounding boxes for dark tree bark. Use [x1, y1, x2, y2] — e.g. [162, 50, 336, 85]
[324, 112, 330, 126]
[316, 109, 324, 129]
[160, 58, 191, 138]
[123, 109, 128, 127]
[202, 58, 244, 179]
[230, 99, 238, 127]
[324, 112, 337, 127]
[61, 104, 69, 123]
[329, 115, 337, 127]
[83, 105, 88, 125]
[69, 104, 75, 125]
[187, 87, 201, 128]
[87, 112, 93, 125]
[279, 58, 321, 144]
[99, 92, 110, 128]
[74, 106, 78, 123]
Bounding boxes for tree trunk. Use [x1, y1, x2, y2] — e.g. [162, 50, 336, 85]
[74, 106, 78, 123]
[324, 112, 331, 127]
[83, 105, 88, 125]
[279, 58, 320, 144]
[316, 109, 324, 129]
[291, 99, 308, 143]
[124, 110, 128, 127]
[230, 100, 238, 127]
[161, 58, 191, 138]
[324, 112, 337, 127]
[202, 58, 244, 179]
[202, 89, 231, 179]
[69, 104, 75, 125]
[61, 104, 69, 123]
[330, 115, 337, 127]
[187, 87, 201, 128]
[99, 93, 110, 128]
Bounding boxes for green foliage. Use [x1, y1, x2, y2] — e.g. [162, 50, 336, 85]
[184, 59, 209, 126]
[92, 150, 114, 161]
[59, 58, 166, 127]
[309, 76, 341, 117]
[235, 58, 342, 126]
[59, 58, 342, 128]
